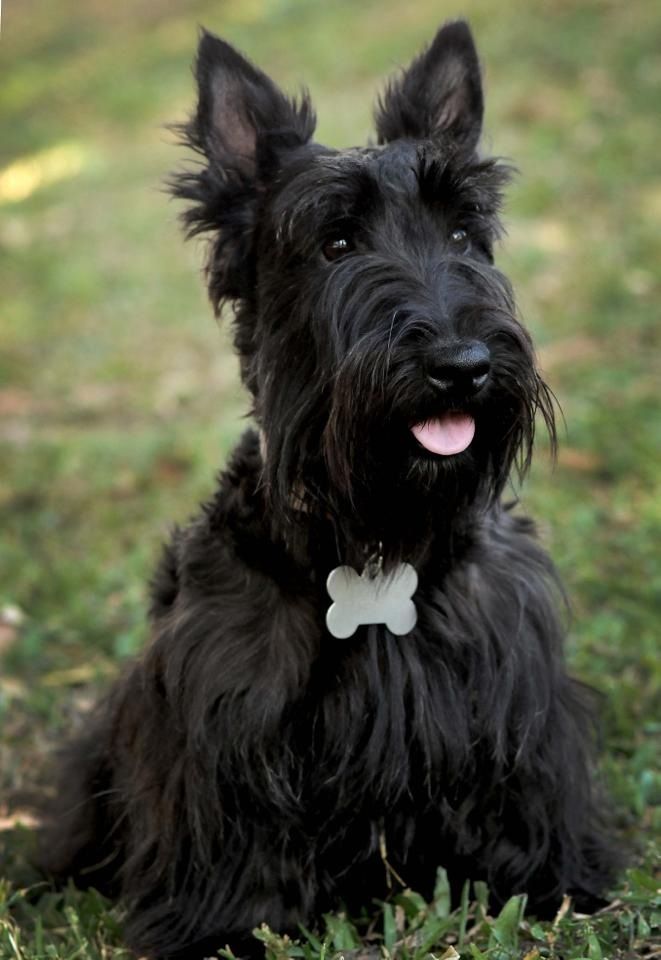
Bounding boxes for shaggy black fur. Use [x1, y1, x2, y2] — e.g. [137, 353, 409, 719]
[42, 20, 620, 960]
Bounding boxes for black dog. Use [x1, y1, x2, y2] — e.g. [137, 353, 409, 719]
[44, 20, 619, 959]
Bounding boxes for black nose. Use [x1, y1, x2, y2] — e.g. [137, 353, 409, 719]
[426, 340, 491, 396]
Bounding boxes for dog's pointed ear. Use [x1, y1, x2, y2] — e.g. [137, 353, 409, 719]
[374, 20, 483, 152]
[190, 29, 316, 175]
[170, 31, 315, 311]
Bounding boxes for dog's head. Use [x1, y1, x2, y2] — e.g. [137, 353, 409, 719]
[171, 21, 555, 560]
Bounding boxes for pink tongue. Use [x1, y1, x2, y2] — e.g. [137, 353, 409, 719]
[411, 414, 475, 455]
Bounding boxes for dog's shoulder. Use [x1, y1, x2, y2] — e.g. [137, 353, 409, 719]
[148, 427, 316, 618]
[418, 501, 565, 652]
[147, 428, 263, 614]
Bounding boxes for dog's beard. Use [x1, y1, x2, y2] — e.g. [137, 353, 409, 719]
[257, 351, 554, 570]
[324, 331, 552, 504]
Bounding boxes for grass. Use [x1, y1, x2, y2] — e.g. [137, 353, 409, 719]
[1, 0, 659, 956]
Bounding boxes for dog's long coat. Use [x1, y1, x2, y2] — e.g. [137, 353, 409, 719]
[44, 21, 619, 960]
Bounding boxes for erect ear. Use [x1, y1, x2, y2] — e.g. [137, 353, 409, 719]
[170, 31, 315, 310]
[374, 20, 483, 152]
[190, 29, 316, 175]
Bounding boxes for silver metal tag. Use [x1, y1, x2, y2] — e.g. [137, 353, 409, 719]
[326, 561, 418, 639]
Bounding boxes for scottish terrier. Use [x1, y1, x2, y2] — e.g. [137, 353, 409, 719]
[44, 20, 619, 960]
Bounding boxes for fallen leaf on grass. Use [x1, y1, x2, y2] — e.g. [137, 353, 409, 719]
[434, 948, 460, 960]
[0, 677, 28, 698]
[0, 809, 41, 831]
[0, 604, 25, 655]
[0, 389, 34, 417]
[154, 455, 191, 484]
[42, 664, 106, 687]
[553, 894, 572, 926]
[0, 623, 19, 656]
[538, 335, 604, 372]
[557, 447, 603, 472]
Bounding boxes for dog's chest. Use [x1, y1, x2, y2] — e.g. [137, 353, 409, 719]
[298, 613, 470, 809]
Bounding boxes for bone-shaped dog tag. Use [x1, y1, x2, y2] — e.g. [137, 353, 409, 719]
[326, 562, 418, 639]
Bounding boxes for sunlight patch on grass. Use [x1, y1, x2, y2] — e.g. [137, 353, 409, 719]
[0, 143, 89, 205]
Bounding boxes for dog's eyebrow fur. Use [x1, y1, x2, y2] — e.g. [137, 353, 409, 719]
[416, 151, 515, 221]
[272, 149, 514, 256]
[273, 154, 382, 242]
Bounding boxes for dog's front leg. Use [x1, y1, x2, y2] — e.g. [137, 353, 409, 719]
[113, 525, 322, 959]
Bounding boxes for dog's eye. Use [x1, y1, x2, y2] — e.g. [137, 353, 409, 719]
[449, 228, 470, 253]
[323, 237, 353, 262]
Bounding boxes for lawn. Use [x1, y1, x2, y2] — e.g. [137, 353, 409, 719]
[0, 0, 659, 957]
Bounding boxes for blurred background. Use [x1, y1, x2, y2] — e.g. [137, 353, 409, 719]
[1, 0, 659, 895]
